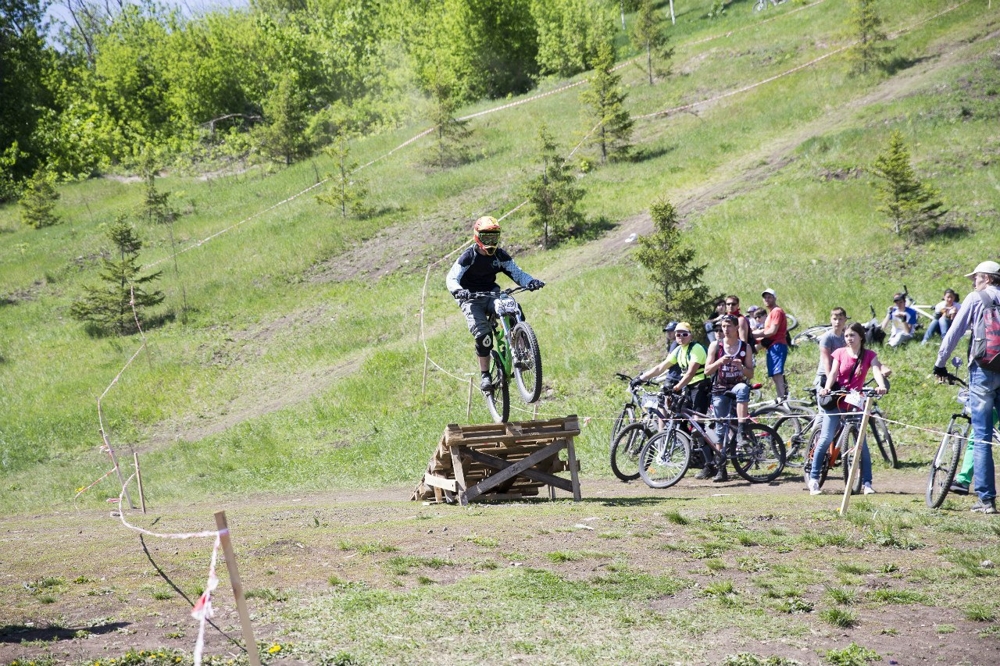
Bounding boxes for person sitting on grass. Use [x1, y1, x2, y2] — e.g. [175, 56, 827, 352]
[922, 288, 959, 345]
[881, 292, 918, 348]
[808, 322, 889, 496]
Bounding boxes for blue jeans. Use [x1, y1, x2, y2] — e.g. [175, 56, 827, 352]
[712, 383, 750, 444]
[921, 317, 952, 343]
[809, 410, 873, 485]
[969, 362, 1000, 502]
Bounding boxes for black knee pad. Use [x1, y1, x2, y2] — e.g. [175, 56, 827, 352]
[474, 332, 493, 357]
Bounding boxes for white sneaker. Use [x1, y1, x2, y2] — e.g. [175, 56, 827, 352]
[808, 478, 821, 495]
[863, 484, 876, 495]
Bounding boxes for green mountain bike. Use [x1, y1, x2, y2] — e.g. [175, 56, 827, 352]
[469, 287, 543, 423]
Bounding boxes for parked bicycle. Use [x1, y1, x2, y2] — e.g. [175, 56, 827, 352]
[637, 388, 786, 489]
[750, 389, 819, 468]
[753, 0, 786, 11]
[609, 376, 663, 482]
[468, 287, 542, 423]
[803, 387, 884, 494]
[791, 306, 884, 347]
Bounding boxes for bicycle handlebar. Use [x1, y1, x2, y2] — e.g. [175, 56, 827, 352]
[465, 286, 535, 299]
[939, 371, 968, 388]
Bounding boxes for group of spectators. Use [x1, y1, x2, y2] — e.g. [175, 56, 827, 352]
[632, 260, 1000, 512]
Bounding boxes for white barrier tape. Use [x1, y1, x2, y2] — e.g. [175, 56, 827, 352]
[192, 534, 222, 666]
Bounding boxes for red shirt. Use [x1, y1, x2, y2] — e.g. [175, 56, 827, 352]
[764, 306, 787, 345]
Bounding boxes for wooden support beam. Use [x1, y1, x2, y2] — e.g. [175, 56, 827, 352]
[463, 446, 574, 494]
[462, 440, 568, 504]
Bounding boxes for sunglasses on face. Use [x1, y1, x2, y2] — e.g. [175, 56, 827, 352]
[726, 302, 738, 307]
[675, 331, 690, 337]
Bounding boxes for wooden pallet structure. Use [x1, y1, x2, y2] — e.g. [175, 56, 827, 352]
[411, 416, 582, 505]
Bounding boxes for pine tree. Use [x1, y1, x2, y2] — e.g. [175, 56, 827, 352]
[19, 168, 60, 229]
[629, 200, 714, 329]
[70, 217, 165, 335]
[580, 40, 633, 164]
[869, 131, 946, 238]
[316, 134, 371, 219]
[255, 71, 312, 166]
[631, 0, 674, 86]
[848, 0, 890, 74]
[425, 78, 473, 169]
[524, 124, 585, 248]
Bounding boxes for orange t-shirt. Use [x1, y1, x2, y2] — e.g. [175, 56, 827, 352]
[764, 307, 787, 346]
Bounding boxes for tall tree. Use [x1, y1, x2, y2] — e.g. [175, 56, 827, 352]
[70, 217, 165, 335]
[629, 200, 714, 329]
[531, 0, 613, 78]
[848, 0, 890, 74]
[869, 131, 946, 238]
[0, 0, 54, 199]
[524, 124, 585, 248]
[630, 0, 673, 85]
[580, 39, 633, 164]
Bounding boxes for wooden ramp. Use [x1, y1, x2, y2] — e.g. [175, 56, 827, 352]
[411, 416, 582, 505]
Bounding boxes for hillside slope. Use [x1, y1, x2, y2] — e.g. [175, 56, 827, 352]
[0, 0, 998, 513]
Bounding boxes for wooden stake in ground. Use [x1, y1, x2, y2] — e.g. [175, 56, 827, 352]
[214, 511, 262, 666]
[466, 376, 474, 420]
[133, 452, 146, 514]
[839, 396, 874, 517]
[422, 354, 429, 395]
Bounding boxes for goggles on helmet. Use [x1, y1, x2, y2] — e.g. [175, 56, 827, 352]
[476, 231, 500, 247]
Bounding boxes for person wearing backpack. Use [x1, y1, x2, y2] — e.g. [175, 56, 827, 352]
[933, 260, 1000, 514]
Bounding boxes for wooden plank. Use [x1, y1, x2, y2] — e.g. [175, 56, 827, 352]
[451, 446, 469, 506]
[564, 435, 582, 502]
[463, 441, 569, 503]
[464, 448, 574, 493]
[423, 474, 457, 493]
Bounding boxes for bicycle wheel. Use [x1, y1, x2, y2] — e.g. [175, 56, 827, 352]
[610, 422, 654, 482]
[840, 426, 864, 495]
[868, 411, 898, 468]
[752, 0, 766, 11]
[484, 349, 510, 423]
[803, 428, 830, 488]
[791, 325, 831, 346]
[637, 427, 691, 489]
[785, 313, 798, 332]
[511, 322, 543, 403]
[610, 403, 638, 449]
[732, 423, 785, 483]
[926, 416, 969, 508]
[751, 406, 808, 468]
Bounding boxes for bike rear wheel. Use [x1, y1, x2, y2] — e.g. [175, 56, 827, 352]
[792, 325, 831, 346]
[511, 322, 543, 403]
[926, 416, 969, 508]
[611, 422, 654, 482]
[869, 411, 898, 468]
[637, 427, 691, 489]
[751, 406, 809, 468]
[484, 349, 510, 423]
[732, 423, 785, 483]
[841, 426, 864, 495]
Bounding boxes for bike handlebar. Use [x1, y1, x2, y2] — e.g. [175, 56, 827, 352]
[465, 286, 536, 299]
[939, 371, 968, 388]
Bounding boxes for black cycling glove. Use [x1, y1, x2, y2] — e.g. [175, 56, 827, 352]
[453, 289, 471, 301]
[527, 279, 545, 291]
[932, 365, 949, 379]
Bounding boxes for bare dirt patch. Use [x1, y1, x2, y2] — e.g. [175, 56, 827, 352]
[3, 474, 999, 665]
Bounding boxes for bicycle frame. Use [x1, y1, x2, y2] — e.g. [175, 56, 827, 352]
[479, 288, 527, 380]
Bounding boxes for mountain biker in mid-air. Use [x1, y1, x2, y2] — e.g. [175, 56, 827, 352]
[446, 216, 544, 392]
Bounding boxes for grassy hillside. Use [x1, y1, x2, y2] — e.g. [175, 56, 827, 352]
[0, 0, 998, 514]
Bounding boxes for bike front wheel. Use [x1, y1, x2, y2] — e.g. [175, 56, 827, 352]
[840, 426, 864, 495]
[637, 427, 691, 489]
[511, 322, 543, 403]
[869, 411, 897, 468]
[751, 406, 809, 468]
[610, 403, 638, 450]
[484, 349, 510, 423]
[732, 423, 786, 483]
[611, 422, 654, 482]
[803, 428, 831, 488]
[926, 416, 969, 508]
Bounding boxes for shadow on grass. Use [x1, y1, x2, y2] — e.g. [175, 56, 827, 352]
[0, 620, 130, 644]
[629, 144, 678, 164]
[884, 54, 935, 76]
